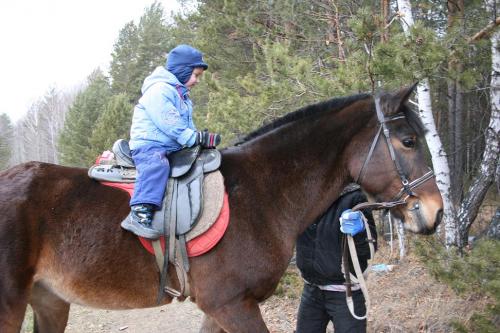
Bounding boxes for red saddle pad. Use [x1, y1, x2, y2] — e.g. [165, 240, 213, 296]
[101, 181, 230, 257]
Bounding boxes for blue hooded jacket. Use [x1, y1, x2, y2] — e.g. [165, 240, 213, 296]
[129, 66, 197, 151]
[167, 44, 208, 84]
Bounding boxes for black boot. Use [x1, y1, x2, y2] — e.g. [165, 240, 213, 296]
[121, 204, 160, 239]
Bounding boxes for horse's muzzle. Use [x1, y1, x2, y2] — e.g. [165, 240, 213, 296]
[408, 201, 442, 235]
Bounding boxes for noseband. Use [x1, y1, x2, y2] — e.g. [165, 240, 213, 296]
[353, 96, 435, 211]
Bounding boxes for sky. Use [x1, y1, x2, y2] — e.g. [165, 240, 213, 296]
[0, 0, 181, 123]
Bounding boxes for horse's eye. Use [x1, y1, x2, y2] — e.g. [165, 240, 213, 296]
[402, 138, 416, 148]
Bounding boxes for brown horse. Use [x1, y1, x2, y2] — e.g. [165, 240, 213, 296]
[0, 86, 442, 333]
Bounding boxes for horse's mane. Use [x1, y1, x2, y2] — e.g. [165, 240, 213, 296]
[237, 93, 371, 145]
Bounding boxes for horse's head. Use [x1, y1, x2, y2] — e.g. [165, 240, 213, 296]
[347, 85, 443, 234]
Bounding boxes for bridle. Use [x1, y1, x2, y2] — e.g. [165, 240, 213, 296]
[342, 95, 436, 320]
[353, 95, 435, 211]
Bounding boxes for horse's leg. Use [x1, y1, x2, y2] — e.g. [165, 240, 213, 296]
[205, 298, 268, 333]
[0, 283, 29, 333]
[0, 249, 32, 333]
[199, 315, 227, 333]
[30, 282, 70, 333]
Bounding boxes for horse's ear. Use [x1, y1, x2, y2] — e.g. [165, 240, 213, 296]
[379, 83, 418, 116]
[393, 82, 418, 106]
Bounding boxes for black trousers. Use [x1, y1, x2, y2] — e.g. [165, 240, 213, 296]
[296, 284, 366, 333]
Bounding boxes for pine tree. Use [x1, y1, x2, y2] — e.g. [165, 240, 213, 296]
[181, 0, 378, 143]
[132, 2, 174, 102]
[110, 22, 140, 100]
[58, 70, 112, 166]
[195, 42, 343, 144]
[89, 93, 133, 156]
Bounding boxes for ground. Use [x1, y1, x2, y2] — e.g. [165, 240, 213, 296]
[22, 240, 488, 332]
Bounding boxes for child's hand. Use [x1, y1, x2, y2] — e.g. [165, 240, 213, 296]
[196, 129, 221, 148]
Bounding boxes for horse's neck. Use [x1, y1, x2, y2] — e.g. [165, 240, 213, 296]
[221, 107, 364, 239]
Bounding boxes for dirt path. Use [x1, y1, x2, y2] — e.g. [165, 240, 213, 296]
[64, 296, 300, 333]
[24, 246, 488, 332]
[66, 301, 203, 333]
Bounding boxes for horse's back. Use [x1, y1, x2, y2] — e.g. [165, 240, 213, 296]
[0, 162, 85, 229]
[0, 161, 84, 198]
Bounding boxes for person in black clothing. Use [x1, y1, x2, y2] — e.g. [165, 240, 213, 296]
[295, 184, 377, 333]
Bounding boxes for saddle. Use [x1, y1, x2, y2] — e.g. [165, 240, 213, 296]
[89, 139, 222, 236]
[88, 139, 224, 299]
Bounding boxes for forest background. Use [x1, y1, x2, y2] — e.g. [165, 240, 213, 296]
[2, 0, 497, 246]
[1, 0, 499, 330]
[0, 0, 499, 288]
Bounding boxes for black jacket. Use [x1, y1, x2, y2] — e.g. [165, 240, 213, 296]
[296, 187, 377, 286]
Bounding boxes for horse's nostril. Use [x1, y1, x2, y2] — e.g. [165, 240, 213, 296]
[435, 209, 443, 227]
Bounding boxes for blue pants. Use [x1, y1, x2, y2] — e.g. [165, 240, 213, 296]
[296, 284, 366, 333]
[130, 144, 172, 208]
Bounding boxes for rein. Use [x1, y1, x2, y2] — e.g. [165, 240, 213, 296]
[343, 96, 436, 320]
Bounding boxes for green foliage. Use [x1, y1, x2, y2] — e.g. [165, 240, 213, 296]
[89, 94, 133, 157]
[60, 2, 174, 166]
[58, 70, 112, 166]
[415, 239, 499, 296]
[274, 268, 303, 299]
[194, 41, 343, 144]
[372, 23, 448, 86]
[110, 1, 175, 103]
[110, 21, 140, 98]
[415, 238, 500, 332]
[348, 7, 380, 44]
[133, 1, 175, 101]
[451, 303, 499, 333]
[51, 0, 495, 194]
[0, 113, 13, 170]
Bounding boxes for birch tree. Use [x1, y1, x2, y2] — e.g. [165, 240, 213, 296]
[38, 88, 69, 164]
[456, 0, 500, 247]
[396, 0, 457, 246]
[8, 88, 73, 165]
[0, 114, 13, 170]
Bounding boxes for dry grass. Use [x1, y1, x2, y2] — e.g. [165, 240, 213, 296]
[367, 247, 488, 332]
[262, 241, 492, 333]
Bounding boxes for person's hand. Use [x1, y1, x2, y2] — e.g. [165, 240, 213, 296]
[340, 209, 365, 236]
[195, 129, 221, 148]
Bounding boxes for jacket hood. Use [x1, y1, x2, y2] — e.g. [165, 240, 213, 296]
[166, 44, 208, 84]
[141, 66, 184, 94]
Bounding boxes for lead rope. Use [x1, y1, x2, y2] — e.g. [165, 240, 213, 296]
[388, 210, 394, 257]
[342, 214, 375, 320]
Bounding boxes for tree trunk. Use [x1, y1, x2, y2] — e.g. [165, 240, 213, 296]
[396, 218, 406, 259]
[447, 0, 465, 204]
[447, 80, 456, 182]
[454, 78, 464, 201]
[457, 26, 500, 248]
[380, 0, 389, 43]
[397, 0, 458, 247]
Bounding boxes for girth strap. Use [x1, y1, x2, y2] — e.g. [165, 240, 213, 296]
[155, 179, 192, 302]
